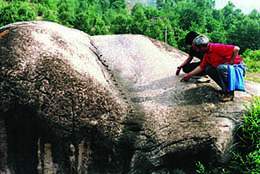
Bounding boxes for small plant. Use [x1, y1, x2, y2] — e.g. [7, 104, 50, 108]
[219, 97, 260, 174]
[195, 161, 207, 174]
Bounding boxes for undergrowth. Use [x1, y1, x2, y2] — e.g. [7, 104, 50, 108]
[196, 97, 260, 174]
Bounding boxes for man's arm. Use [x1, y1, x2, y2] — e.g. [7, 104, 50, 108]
[181, 65, 203, 81]
[230, 46, 240, 64]
[176, 55, 193, 75]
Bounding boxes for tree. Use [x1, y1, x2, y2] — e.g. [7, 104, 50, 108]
[110, 12, 132, 34]
[157, 0, 177, 9]
[228, 17, 260, 52]
[74, 4, 109, 35]
[36, 0, 59, 21]
[131, 4, 148, 34]
[57, 0, 78, 27]
[219, 2, 244, 30]
[110, 0, 126, 9]
[248, 9, 260, 20]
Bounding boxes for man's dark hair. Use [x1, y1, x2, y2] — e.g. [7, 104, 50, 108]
[185, 31, 199, 45]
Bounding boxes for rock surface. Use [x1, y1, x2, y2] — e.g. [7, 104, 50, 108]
[0, 21, 259, 174]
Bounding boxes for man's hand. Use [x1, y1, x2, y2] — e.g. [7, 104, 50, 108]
[181, 73, 192, 82]
[176, 66, 182, 76]
[230, 46, 240, 65]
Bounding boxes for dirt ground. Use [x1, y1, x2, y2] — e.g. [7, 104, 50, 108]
[246, 72, 260, 83]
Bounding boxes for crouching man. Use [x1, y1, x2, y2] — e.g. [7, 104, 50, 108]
[181, 35, 245, 102]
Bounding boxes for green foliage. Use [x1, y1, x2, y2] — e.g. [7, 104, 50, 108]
[242, 98, 260, 146]
[36, 3, 58, 21]
[131, 3, 147, 34]
[0, 0, 259, 52]
[74, 6, 109, 35]
[228, 17, 260, 52]
[110, 0, 126, 9]
[110, 12, 132, 34]
[195, 161, 207, 174]
[0, 1, 37, 26]
[242, 49, 260, 72]
[57, 0, 78, 27]
[176, 3, 205, 31]
[228, 97, 260, 173]
[195, 97, 260, 174]
[0, 0, 7, 7]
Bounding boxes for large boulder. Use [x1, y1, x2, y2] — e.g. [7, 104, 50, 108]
[0, 21, 259, 174]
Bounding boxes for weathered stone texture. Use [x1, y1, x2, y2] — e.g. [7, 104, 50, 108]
[0, 21, 259, 174]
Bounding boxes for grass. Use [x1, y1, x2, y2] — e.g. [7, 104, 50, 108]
[243, 49, 260, 84]
[231, 97, 260, 174]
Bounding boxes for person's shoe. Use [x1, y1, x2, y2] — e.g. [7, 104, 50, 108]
[218, 91, 234, 102]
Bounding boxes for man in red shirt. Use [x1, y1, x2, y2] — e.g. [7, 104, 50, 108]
[181, 35, 245, 101]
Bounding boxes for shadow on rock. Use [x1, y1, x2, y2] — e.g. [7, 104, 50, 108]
[182, 85, 219, 105]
